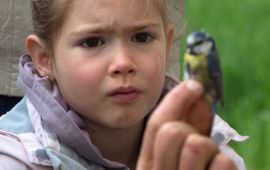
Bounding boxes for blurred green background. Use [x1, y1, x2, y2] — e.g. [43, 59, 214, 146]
[179, 0, 270, 169]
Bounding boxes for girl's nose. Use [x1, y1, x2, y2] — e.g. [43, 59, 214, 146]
[108, 44, 137, 77]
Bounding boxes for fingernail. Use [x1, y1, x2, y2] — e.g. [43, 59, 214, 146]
[186, 79, 203, 93]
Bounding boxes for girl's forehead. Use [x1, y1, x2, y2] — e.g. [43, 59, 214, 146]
[68, 0, 162, 19]
[62, 0, 163, 30]
[70, 0, 159, 8]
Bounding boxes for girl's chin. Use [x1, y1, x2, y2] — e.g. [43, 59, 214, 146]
[103, 114, 147, 129]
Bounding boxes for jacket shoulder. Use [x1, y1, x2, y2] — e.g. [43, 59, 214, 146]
[0, 97, 33, 133]
[0, 131, 51, 170]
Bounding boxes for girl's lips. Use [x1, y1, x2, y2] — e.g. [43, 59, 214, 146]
[108, 87, 141, 103]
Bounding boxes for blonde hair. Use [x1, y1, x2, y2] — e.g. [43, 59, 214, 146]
[31, 0, 72, 47]
[31, 0, 169, 47]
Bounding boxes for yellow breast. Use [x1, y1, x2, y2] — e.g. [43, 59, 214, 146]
[184, 53, 209, 84]
[184, 53, 208, 69]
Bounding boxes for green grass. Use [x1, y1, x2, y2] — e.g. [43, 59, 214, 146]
[179, 1, 270, 169]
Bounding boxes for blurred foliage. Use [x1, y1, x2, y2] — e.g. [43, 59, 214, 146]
[179, 0, 270, 169]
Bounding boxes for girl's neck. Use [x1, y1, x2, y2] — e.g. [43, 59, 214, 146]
[85, 119, 145, 169]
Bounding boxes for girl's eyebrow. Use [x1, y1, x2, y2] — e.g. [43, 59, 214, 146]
[129, 23, 162, 31]
[69, 22, 162, 37]
[128, 21, 162, 29]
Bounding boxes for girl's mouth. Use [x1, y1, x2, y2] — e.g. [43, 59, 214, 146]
[108, 86, 141, 103]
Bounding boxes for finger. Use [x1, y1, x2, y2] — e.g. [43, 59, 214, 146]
[150, 80, 204, 125]
[209, 154, 237, 170]
[152, 122, 197, 170]
[137, 80, 203, 169]
[185, 98, 212, 135]
[179, 134, 219, 170]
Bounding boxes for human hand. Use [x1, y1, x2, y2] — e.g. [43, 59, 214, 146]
[136, 80, 236, 170]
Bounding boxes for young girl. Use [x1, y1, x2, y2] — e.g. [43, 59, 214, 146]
[0, 0, 247, 169]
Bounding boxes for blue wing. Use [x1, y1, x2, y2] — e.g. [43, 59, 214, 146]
[207, 50, 224, 105]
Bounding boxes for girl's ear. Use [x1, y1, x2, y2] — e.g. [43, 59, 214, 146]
[165, 24, 175, 61]
[26, 35, 52, 77]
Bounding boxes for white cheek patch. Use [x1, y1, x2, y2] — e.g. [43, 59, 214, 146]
[194, 41, 212, 54]
[194, 45, 201, 54]
[200, 41, 212, 53]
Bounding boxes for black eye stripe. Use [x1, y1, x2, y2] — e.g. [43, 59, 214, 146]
[194, 40, 203, 46]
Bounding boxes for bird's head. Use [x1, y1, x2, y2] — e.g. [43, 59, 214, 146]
[186, 31, 215, 55]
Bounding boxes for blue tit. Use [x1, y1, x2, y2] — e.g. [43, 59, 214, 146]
[183, 31, 224, 111]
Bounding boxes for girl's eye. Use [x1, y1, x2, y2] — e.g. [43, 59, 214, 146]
[132, 32, 154, 43]
[81, 37, 104, 48]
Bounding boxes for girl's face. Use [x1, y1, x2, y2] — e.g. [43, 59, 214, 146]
[51, 0, 173, 128]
